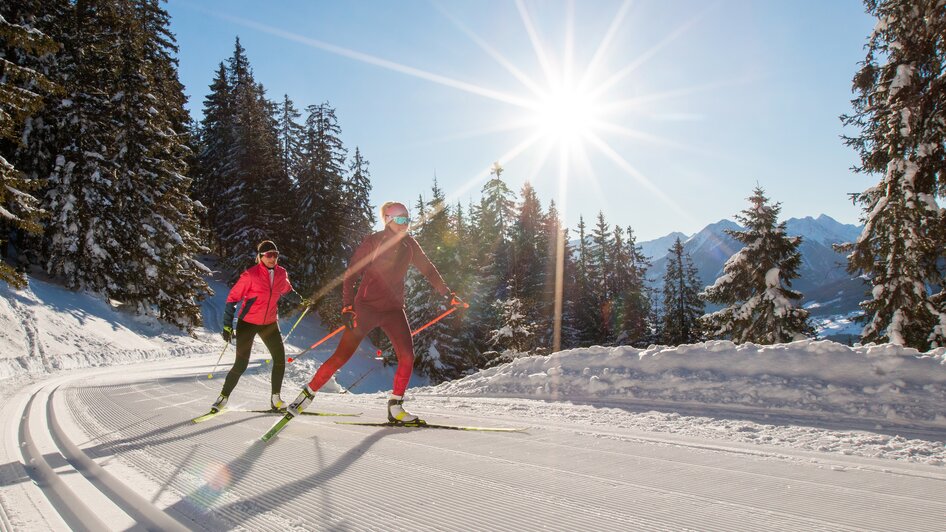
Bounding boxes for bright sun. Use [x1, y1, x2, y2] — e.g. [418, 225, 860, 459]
[531, 86, 600, 145]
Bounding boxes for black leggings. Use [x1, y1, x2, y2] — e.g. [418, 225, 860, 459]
[221, 320, 285, 397]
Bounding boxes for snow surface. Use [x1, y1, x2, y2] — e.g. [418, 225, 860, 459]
[2, 273, 946, 529]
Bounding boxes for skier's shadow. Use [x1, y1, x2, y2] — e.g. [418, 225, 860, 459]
[166, 429, 392, 525]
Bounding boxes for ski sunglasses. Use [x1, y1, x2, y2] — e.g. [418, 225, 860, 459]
[260, 251, 279, 259]
[387, 214, 410, 225]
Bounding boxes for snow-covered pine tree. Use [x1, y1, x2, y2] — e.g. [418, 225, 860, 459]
[660, 237, 704, 345]
[484, 293, 537, 367]
[585, 212, 615, 344]
[0, 11, 55, 287]
[508, 182, 547, 344]
[572, 215, 604, 346]
[192, 62, 233, 253]
[276, 93, 304, 186]
[700, 186, 814, 344]
[294, 101, 348, 319]
[465, 164, 516, 356]
[614, 225, 652, 346]
[229, 41, 289, 263]
[342, 147, 374, 254]
[840, 0, 946, 349]
[104, 0, 210, 328]
[406, 180, 468, 382]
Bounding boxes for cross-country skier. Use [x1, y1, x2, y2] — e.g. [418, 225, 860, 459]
[285, 201, 464, 424]
[210, 240, 298, 413]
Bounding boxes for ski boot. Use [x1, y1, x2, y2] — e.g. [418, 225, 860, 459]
[270, 393, 285, 412]
[286, 385, 314, 417]
[210, 394, 228, 413]
[387, 395, 425, 426]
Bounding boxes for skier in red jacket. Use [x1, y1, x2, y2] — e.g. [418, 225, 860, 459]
[210, 240, 297, 413]
[286, 201, 463, 424]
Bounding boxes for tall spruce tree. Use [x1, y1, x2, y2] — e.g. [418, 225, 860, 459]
[701, 187, 814, 344]
[276, 93, 304, 186]
[193, 62, 232, 253]
[614, 226, 652, 346]
[660, 237, 704, 345]
[6, 0, 209, 327]
[841, 0, 946, 349]
[0, 11, 55, 287]
[295, 101, 348, 318]
[406, 180, 468, 382]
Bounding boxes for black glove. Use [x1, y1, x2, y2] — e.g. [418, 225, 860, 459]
[221, 325, 233, 343]
[342, 306, 358, 330]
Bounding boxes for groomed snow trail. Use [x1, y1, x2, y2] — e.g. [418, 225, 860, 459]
[3, 353, 946, 531]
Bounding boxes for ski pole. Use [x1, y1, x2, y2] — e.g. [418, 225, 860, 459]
[346, 303, 469, 393]
[267, 306, 310, 364]
[287, 325, 346, 363]
[207, 342, 230, 379]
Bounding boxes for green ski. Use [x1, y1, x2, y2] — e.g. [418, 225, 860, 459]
[261, 413, 295, 442]
[334, 421, 525, 432]
[192, 410, 225, 423]
[243, 409, 361, 417]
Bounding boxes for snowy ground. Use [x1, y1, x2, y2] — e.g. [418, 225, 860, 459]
[1, 275, 946, 530]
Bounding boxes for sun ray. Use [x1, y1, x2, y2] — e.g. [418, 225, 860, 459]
[589, 7, 712, 99]
[442, 131, 545, 206]
[401, 118, 538, 148]
[431, 2, 545, 98]
[597, 75, 759, 115]
[579, 0, 634, 92]
[187, 5, 536, 109]
[596, 122, 741, 164]
[563, 0, 575, 85]
[584, 132, 695, 222]
[515, 0, 558, 87]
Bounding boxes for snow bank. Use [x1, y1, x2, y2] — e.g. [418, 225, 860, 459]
[427, 340, 946, 429]
[0, 276, 215, 380]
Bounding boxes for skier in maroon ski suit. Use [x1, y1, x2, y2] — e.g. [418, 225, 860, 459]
[286, 201, 463, 424]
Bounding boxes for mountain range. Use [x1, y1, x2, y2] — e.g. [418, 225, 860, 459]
[642, 214, 866, 319]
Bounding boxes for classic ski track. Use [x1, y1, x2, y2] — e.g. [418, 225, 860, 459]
[22, 355, 946, 531]
[15, 381, 184, 531]
[68, 378, 877, 530]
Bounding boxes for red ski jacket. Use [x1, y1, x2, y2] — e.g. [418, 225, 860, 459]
[343, 228, 449, 311]
[224, 263, 293, 326]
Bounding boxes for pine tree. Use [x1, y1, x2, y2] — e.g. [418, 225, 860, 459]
[0, 11, 55, 287]
[614, 225, 652, 346]
[840, 0, 946, 349]
[660, 237, 704, 345]
[276, 93, 304, 185]
[407, 181, 468, 382]
[295, 101, 348, 319]
[5, 1, 209, 327]
[193, 62, 232, 253]
[701, 187, 814, 344]
[104, 0, 210, 327]
[485, 295, 537, 366]
[343, 147, 374, 254]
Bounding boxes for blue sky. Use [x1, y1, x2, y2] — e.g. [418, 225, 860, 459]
[166, 0, 876, 241]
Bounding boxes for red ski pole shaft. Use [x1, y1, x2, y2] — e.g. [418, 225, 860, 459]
[287, 325, 345, 363]
[410, 303, 467, 337]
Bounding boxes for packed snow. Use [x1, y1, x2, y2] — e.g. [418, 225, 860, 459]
[2, 273, 946, 530]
